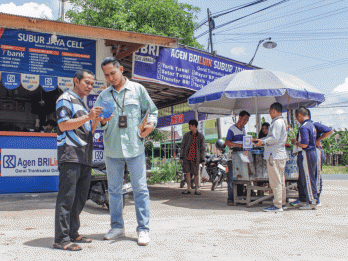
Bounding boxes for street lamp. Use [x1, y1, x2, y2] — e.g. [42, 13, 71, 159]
[248, 37, 277, 65]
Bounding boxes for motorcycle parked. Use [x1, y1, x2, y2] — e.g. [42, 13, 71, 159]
[88, 160, 133, 209]
[211, 153, 228, 191]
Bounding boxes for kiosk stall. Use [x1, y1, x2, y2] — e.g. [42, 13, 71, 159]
[188, 69, 326, 206]
[0, 13, 178, 194]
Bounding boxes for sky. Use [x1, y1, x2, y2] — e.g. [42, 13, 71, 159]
[1, 0, 348, 132]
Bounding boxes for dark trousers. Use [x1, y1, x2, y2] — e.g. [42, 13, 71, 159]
[227, 160, 244, 201]
[297, 151, 318, 205]
[317, 148, 325, 196]
[54, 162, 92, 244]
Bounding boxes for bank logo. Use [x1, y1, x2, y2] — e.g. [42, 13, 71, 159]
[3, 155, 16, 168]
[45, 78, 52, 85]
[7, 74, 15, 83]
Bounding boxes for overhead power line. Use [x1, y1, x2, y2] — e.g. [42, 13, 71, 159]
[194, 0, 267, 31]
[214, 0, 330, 35]
[195, 0, 290, 39]
[212, 0, 267, 19]
[219, 3, 348, 43]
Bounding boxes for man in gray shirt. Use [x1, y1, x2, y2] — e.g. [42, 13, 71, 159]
[253, 102, 288, 212]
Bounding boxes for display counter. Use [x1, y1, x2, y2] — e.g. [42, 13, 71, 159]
[230, 148, 299, 206]
[0, 131, 58, 194]
[230, 148, 299, 181]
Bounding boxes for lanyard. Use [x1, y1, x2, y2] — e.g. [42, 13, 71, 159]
[111, 91, 126, 114]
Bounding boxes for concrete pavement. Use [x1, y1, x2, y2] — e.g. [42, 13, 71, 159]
[1, 180, 348, 261]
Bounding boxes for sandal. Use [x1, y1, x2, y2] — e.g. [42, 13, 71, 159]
[53, 242, 82, 251]
[182, 190, 191, 194]
[71, 236, 92, 243]
[194, 191, 201, 195]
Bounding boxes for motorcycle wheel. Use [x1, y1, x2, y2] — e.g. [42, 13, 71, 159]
[211, 179, 219, 191]
[191, 182, 196, 189]
[122, 194, 126, 209]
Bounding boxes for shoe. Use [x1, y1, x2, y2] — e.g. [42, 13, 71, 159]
[182, 190, 191, 194]
[104, 228, 125, 240]
[290, 199, 306, 207]
[263, 206, 283, 212]
[317, 199, 322, 207]
[227, 200, 234, 206]
[290, 198, 299, 207]
[282, 204, 287, 210]
[137, 230, 150, 246]
[194, 191, 201, 195]
[299, 204, 317, 210]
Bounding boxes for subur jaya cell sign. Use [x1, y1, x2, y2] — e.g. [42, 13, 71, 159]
[133, 45, 252, 91]
[0, 27, 103, 93]
[0, 27, 96, 78]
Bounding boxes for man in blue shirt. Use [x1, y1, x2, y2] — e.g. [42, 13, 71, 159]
[54, 70, 102, 251]
[313, 122, 333, 206]
[291, 106, 318, 210]
[225, 110, 250, 205]
[95, 57, 158, 246]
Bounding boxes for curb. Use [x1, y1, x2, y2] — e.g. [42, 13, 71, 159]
[0, 192, 58, 201]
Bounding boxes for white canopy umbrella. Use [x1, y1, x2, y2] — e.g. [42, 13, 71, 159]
[188, 69, 325, 115]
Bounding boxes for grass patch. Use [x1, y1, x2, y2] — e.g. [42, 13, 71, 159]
[322, 165, 348, 175]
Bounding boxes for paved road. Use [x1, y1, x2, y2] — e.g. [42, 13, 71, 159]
[1, 180, 348, 261]
[322, 174, 348, 180]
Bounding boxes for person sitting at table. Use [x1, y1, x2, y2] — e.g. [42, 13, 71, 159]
[38, 120, 57, 133]
[258, 122, 270, 139]
[225, 110, 250, 206]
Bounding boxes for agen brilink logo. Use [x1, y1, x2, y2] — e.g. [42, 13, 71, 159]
[3, 155, 16, 168]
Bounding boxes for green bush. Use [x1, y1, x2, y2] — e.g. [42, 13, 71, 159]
[147, 158, 182, 184]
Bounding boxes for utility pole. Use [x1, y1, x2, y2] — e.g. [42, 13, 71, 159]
[61, 0, 67, 21]
[207, 8, 221, 138]
[207, 9, 214, 53]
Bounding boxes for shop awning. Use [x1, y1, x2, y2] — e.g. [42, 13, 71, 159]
[0, 71, 107, 94]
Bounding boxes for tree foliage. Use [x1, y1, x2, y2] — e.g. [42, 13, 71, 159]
[66, 0, 203, 48]
[322, 129, 348, 165]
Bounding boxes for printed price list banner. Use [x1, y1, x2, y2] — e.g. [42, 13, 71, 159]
[133, 45, 252, 91]
[0, 28, 96, 77]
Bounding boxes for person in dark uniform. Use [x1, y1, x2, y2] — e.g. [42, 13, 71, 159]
[313, 122, 333, 206]
[291, 106, 318, 210]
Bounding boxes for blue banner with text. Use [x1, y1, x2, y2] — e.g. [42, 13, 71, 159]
[0, 27, 96, 78]
[133, 45, 252, 91]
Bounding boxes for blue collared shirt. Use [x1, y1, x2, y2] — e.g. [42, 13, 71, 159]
[299, 119, 317, 151]
[95, 79, 158, 158]
[314, 122, 332, 140]
[261, 116, 288, 160]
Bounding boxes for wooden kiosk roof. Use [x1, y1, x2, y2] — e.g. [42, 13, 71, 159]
[0, 13, 255, 109]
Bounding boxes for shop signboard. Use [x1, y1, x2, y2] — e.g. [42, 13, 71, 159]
[1, 72, 21, 89]
[0, 148, 58, 177]
[87, 94, 98, 110]
[93, 130, 104, 149]
[58, 77, 74, 92]
[40, 76, 58, 92]
[0, 27, 96, 78]
[133, 45, 252, 91]
[157, 110, 207, 128]
[21, 74, 40, 91]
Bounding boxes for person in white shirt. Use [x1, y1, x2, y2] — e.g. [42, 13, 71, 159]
[253, 102, 288, 212]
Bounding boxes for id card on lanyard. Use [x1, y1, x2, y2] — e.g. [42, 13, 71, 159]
[111, 91, 127, 128]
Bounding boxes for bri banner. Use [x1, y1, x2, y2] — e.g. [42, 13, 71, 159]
[132, 45, 252, 91]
